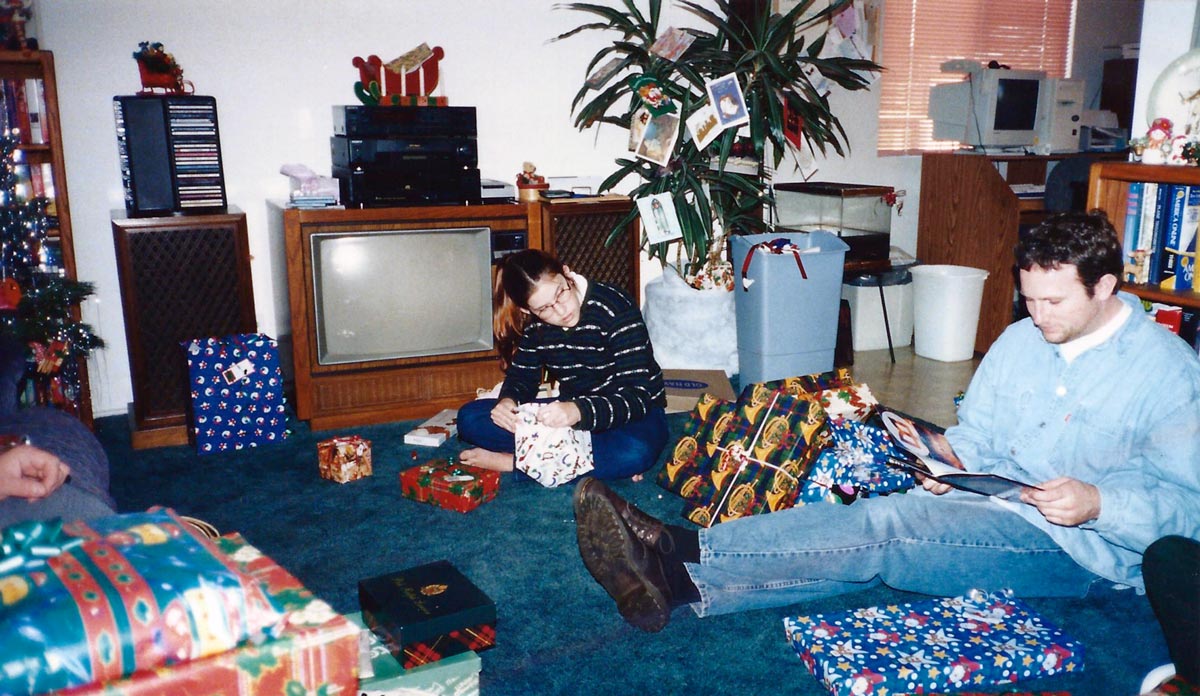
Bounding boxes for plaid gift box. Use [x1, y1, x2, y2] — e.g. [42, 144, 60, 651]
[399, 460, 500, 513]
[346, 612, 481, 695]
[184, 333, 289, 455]
[358, 560, 496, 670]
[317, 435, 373, 483]
[783, 590, 1085, 695]
[797, 418, 914, 506]
[657, 392, 737, 502]
[684, 390, 830, 527]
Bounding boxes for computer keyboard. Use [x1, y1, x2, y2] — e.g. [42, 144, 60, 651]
[1009, 183, 1046, 196]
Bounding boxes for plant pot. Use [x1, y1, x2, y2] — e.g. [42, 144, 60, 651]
[642, 270, 738, 376]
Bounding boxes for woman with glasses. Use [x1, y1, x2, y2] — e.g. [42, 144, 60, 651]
[457, 249, 669, 481]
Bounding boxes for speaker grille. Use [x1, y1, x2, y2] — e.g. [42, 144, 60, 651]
[124, 224, 251, 421]
[549, 210, 638, 300]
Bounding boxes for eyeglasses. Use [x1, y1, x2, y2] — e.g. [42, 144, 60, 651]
[529, 280, 573, 317]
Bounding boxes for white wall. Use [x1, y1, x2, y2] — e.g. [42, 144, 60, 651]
[1132, 0, 1199, 132]
[36, 1, 1148, 416]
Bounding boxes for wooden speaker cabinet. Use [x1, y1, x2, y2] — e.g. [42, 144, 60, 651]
[112, 207, 256, 448]
[534, 195, 640, 304]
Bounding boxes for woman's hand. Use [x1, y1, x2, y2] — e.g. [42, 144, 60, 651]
[491, 398, 521, 433]
[537, 401, 581, 429]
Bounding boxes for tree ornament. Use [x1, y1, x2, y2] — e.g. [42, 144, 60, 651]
[0, 275, 20, 308]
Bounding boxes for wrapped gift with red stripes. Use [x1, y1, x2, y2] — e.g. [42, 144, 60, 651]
[358, 560, 496, 670]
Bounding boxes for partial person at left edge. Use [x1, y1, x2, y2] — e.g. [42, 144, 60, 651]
[456, 248, 669, 481]
[0, 335, 115, 528]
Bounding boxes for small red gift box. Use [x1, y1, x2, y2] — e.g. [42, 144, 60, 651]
[317, 435, 373, 483]
[399, 460, 500, 513]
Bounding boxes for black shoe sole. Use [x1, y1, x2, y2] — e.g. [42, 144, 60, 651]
[573, 479, 671, 632]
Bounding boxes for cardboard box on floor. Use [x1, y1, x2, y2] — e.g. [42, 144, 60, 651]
[662, 369, 736, 413]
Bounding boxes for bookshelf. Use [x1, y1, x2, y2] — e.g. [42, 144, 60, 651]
[1085, 161, 1200, 311]
[0, 50, 91, 424]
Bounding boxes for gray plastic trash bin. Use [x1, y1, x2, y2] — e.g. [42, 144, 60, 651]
[732, 230, 849, 384]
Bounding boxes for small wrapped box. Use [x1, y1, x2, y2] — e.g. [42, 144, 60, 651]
[404, 408, 458, 447]
[783, 590, 1084, 695]
[318, 435, 373, 483]
[346, 612, 481, 696]
[399, 460, 500, 513]
[358, 560, 496, 670]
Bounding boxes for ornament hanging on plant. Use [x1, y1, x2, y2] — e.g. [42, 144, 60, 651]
[0, 275, 20, 309]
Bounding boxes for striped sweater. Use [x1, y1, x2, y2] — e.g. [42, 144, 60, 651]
[499, 280, 666, 431]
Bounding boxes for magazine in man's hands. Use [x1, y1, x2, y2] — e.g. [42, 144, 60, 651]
[878, 408, 1040, 502]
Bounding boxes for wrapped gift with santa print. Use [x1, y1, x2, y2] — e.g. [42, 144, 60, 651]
[782, 590, 1084, 695]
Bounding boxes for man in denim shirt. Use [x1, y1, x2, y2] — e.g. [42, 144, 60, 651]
[573, 212, 1200, 633]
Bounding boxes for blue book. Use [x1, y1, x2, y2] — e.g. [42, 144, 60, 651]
[1158, 184, 1189, 286]
[1121, 181, 1143, 283]
[1147, 183, 1172, 284]
[1176, 187, 1200, 291]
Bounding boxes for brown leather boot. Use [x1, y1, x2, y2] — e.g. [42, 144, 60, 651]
[573, 478, 673, 632]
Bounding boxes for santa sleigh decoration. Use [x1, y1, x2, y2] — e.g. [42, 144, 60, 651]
[353, 43, 448, 106]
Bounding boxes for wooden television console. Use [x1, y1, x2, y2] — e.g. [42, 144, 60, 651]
[279, 202, 540, 431]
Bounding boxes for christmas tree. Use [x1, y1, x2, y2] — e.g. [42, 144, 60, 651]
[0, 132, 102, 415]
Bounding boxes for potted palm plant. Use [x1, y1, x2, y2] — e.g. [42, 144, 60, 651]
[554, 0, 879, 370]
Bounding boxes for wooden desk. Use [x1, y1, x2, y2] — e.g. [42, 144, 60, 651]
[917, 152, 1122, 355]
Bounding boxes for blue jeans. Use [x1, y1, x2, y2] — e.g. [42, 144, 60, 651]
[457, 398, 669, 480]
[687, 487, 1100, 617]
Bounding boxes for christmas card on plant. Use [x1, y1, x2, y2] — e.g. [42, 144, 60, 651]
[404, 408, 458, 447]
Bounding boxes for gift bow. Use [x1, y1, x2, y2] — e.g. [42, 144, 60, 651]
[0, 518, 83, 575]
[707, 392, 801, 524]
[740, 238, 809, 291]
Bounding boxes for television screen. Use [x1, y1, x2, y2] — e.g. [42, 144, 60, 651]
[993, 77, 1040, 131]
[311, 226, 494, 365]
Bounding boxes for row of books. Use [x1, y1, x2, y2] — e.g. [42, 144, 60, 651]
[1122, 181, 1199, 291]
[12, 162, 56, 204]
[0, 78, 47, 145]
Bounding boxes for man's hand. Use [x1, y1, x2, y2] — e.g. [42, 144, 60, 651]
[490, 398, 521, 433]
[1020, 477, 1100, 527]
[916, 472, 954, 496]
[0, 445, 70, 502]
[536, 401, 582, 429]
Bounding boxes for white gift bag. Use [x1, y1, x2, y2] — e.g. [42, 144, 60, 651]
[514, 403, 594, 487]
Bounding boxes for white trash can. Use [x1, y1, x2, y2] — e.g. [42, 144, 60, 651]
[910, 265, 989, 362]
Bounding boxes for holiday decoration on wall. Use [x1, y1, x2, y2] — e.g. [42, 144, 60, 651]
[0, 133, 102, 415]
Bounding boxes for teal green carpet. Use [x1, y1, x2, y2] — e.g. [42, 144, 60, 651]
[99, 412, 1166, 695]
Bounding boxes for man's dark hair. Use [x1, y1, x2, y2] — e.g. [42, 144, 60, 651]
[1015, 210, 1123, 295]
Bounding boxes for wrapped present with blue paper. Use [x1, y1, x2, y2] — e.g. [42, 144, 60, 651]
[796, 418, 914, 506]
[0, 509, 290, 695]
[184, 333, 290, 455]
[782, 590, 1085, 695]
[683, 390, 830, 527]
